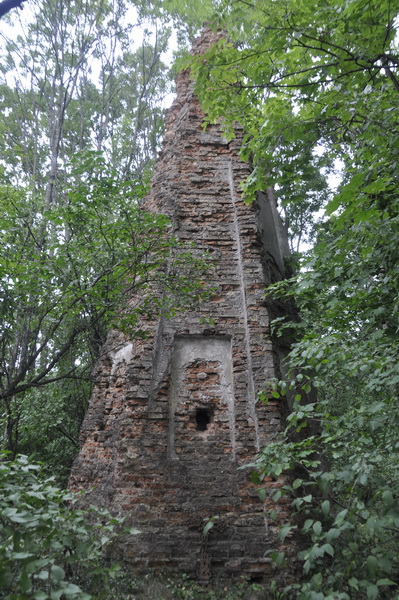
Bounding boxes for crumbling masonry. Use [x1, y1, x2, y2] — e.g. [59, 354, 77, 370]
[70, 29, 293, 583]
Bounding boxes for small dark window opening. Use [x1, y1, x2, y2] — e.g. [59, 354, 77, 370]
[249, 575, 264, 584]
[196, 408, 211, 431]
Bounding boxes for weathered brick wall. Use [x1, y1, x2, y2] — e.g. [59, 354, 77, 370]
[70, 28, 294, 583]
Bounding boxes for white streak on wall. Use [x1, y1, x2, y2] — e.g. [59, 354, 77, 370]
[109, 343, 133, 375]
[228, 160, 260, 452]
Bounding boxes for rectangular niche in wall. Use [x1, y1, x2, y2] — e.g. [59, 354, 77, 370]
[167, 336, 236, 461]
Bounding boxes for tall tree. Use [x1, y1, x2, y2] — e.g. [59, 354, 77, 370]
[0, 0, 171, 189]
[0, 0, 208, 477]
[0, 153, 210, 475]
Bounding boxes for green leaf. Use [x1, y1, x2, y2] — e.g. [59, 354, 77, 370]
[376, 578, 396, 586]
[367, 555, 378, 576]
[321, 500, 330, 516]
[322, 543, 334, 557]
[348, 577, 359, 589]
[334, 509, 348, 526]
[60, 583, 82, 595]
[366, 584, 379, 600]
[303, 559, 311, 575]
[312, 521, 322, 535]
[382, 490, 393, 507]
[280, 524, 296, 541]
[274, 552, 285, 567]
[11, 552, 33, 560]
[20, 570, 31, 593]
[124, 527, 140, 535]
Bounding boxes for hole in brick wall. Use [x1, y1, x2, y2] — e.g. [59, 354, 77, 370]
[248, 575, 264, 584]
[195, 407, 212, 431]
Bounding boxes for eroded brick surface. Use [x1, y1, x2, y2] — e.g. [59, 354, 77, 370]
[70, 28, 295, 583]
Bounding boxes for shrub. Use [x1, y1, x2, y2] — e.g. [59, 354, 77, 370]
[0, 453, 134, 600]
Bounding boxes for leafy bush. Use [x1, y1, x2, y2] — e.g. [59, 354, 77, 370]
[0, 453, 134, 600]
[253, 379, 399, 600]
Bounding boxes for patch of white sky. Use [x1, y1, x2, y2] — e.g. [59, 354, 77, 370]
[313, 144, 344, 194]
[99, 5, 178, 108]
[292, 99, 343, 195]
[0, 2, 178, 106]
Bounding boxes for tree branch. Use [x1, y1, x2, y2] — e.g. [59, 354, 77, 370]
[385, 65, 399, 93]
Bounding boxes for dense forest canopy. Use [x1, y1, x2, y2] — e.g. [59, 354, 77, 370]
[0, 0, 399, 598]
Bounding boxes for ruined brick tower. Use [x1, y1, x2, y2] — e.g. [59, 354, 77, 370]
[70, 29, 292, 582]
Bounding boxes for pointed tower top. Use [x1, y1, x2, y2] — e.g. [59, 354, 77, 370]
[190, 24, 225, 55]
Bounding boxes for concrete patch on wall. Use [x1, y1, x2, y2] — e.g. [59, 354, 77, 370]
[109, 342, 133, 375]
[168, 336, 235, 460]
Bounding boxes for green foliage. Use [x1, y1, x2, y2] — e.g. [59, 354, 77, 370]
[1, 455, 272, 600]
[138, 0, 214, 45]
[16, 380, 90, 485]
[0, 0, 171, 186]
[183, 0, 399, 248]
[254, 384, 399, 599]
[0, 0, 182, 475]
[125, 572, 276, 600]
[257, 193, 399, 596]
[0, 453, 136, 600]
[0, 151, 211, 469]
[202, 515, 220, 537]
